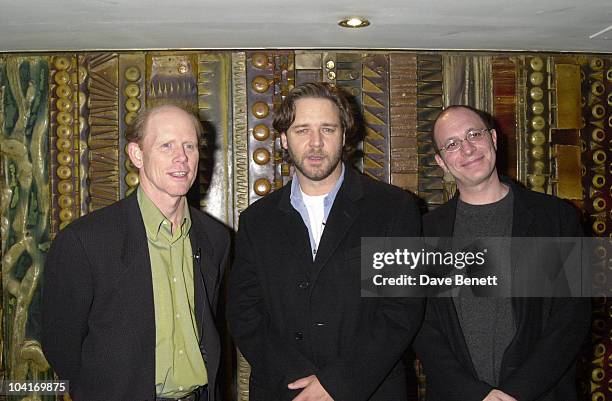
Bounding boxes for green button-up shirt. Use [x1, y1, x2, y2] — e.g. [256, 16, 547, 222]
[137, 187, 207, 397]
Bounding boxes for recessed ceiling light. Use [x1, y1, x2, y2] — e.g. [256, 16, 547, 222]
[338, 17, 370, 29]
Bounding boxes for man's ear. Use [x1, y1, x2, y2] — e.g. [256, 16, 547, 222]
[434, 153, 449, 173]
[490, 128, 498, 151]
[127, 142, 143, 169]
[281, 132, 288, 150]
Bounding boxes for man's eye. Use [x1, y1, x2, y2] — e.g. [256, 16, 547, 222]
[445, 141, 458, 150]
[295, 129, 308, 135]
[184, 143, 196, 150]
[160, 143, 171, 149]
[469, 130, 483, 139]
[322, 128, 335, 134]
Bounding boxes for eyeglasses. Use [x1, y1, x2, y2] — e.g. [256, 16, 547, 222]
[439, 128, 491, 153]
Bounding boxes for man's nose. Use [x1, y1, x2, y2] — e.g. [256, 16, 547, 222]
[309, 130, 322, 147]
[461, 139, 476, 155]
[173, 146, 188, 161]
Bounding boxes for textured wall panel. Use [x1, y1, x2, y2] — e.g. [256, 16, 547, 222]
[525, 56, 550, 193]
[1, 56, 53, 389]
[295, 51, 322, 86]
[492, 57, 518, 180]
[118, 53, 145, 199]
[322, 51, 337, 85]
[246, 52, 275, 202]
[551, 58, 581, 200]
[553, 144, 582, 199]
[555, 63, 581, 129]
[580, 55, 612, 401]
[336, 52, 362, 103]
[581, 56, 610, 236]
[50, 54, 80, 235]
[417, 54, 445, 206]
[443, 55, 493, 113]
[232, 52, 249, 225]
[198, 52, 232, 224]
[77, 54, 90, 217]
[146, 53, 198, 108]
[362, 54, 390, 182]
[272, 52, 294, 189]
[389, 53, 418, 193]
[232, 51, 251, 401]
[86, 53, 119, 211]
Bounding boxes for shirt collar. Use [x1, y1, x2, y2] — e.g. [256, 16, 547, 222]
[137, 186, 192, 241]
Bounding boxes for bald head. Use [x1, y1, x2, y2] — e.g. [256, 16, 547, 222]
[432, 105, 491, 153]
[127, 104, 204, 146]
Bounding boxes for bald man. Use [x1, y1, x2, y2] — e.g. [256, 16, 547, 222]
[43, 105, 229, 401]
[414, 105, 590, 401]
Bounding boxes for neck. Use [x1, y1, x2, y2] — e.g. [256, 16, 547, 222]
[457, 172, 509, 205]
[297, 163, 342, 196]
[140, 185, 185, 233]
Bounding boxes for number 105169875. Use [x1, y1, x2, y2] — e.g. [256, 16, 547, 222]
[0, 380, 69, 395]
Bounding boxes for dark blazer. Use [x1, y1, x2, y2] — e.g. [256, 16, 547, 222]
[227, 168, 425, 401]
[413, 178, 591, 401]
[42, 192, 230, 401]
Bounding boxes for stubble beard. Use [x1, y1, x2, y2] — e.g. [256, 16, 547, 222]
[289, 147, 342, 182]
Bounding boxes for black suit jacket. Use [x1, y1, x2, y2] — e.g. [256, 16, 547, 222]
[42, 192, 230, 401]
[413, 178, 591, 401]
[227, 168, 425, 401]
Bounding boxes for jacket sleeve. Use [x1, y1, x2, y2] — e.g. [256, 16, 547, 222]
[42, 227, 93, 385]
[498, 203, 591, 400]
[316, 193, 425, 401]
[498, 298, 590, 400]
[227, 211, 318, 401]
[212, 226, 231, 314]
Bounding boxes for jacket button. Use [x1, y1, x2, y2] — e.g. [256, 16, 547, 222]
[314, 322, 325, 327]
[298, 281, 310, 289]
[295, 331, 303, 340]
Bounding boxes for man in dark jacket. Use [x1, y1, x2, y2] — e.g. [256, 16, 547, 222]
[414, 105, 590, 401]
[43, 105, 230, 401]
[228, 82, 424, 401]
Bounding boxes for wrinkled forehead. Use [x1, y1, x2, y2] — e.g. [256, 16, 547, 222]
[143, 107, 198, 140]
[434, 108, 487, 143]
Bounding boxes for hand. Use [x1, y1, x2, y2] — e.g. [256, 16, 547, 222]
[483, 389, 518, 401]
[288, 375, 334, 401]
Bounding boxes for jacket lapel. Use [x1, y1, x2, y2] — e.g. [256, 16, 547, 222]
[277, 183, 315, 263]
[310, 169, 362, 284]
[118, 193, 156, 357]
[189, 213, 216, 339]
[508, 180, 536, 237]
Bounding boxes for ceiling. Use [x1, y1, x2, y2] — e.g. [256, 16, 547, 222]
[0, 0, 611, 53]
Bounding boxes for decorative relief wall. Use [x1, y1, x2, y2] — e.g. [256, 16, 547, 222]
[119, 53, 145, 199]
[85, 53, 120, 212]
[246, 52, 276, 202]
[197, 52, 232, 224]
[0, 50, 610, 401]
[50, 54, 80, 236]
[525, 56, 550, 193]
[580, 55, 612, 401]
[362, 54, 390, 182]
[1, 56, 53, 398]
[492, 57, 518, 180]
[389, 53, 418, 194]
[417, 54, 445, 206]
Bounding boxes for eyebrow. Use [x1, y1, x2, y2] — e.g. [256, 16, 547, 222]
[445, 127, 486, 140]
[291, 123, 339, 128]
